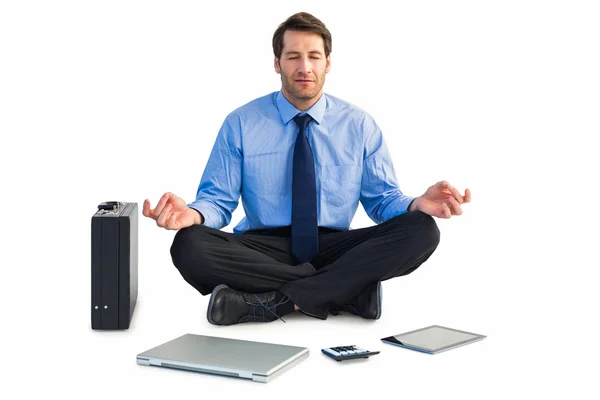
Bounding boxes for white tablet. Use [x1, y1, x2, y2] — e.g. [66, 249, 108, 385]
[381, 325, 486, 354]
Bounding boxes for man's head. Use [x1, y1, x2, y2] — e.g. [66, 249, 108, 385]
[272, 12, 332, 111]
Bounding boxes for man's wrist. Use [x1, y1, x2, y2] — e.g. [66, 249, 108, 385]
[190, 208, 204, 225]
[408, 197, 421, 213]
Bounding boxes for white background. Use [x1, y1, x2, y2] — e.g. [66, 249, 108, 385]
[1, 0, 599, 398]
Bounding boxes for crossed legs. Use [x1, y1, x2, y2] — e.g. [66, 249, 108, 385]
[170, 212, 440, 320]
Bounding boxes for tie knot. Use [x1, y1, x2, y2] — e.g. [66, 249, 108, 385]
[293, 113, 313, 132]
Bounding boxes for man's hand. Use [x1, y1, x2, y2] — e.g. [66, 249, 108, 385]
[142, 192, 202, 230]
[408, 181, 471, 219]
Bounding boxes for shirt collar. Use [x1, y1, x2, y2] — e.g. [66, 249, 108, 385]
[276, 90, 326, 125]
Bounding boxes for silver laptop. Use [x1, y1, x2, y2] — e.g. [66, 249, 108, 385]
[136, 333, 309, 383]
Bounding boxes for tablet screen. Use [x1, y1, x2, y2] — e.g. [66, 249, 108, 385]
[381, 325, 486, 354]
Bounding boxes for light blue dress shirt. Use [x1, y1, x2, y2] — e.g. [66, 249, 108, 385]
[189, 91, 415, 234]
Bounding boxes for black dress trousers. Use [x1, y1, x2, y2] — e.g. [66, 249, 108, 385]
[170, 211, 440, 318]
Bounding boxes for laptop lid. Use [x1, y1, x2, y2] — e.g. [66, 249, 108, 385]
[137, 334, 309, 383]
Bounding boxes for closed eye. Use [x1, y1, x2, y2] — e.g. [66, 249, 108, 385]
[288, 56, 321, 60]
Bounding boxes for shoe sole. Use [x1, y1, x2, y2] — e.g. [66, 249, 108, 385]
[206, 284, 229, 325]
[375, 281, 382, 320]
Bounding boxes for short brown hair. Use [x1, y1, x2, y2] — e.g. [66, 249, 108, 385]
[272, 12, 332, 59]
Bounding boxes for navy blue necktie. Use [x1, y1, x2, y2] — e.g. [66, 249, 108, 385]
[291, 113, 319, 263]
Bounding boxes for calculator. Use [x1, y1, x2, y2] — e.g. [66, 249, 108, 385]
[321, 345, 380, 361]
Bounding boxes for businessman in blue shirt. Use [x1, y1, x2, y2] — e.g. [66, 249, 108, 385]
[143, 12, 471, 325]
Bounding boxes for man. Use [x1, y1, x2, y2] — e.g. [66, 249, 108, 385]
[143, 12, 471, 325]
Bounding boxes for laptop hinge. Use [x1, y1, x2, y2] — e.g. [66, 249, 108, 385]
[238, 371, 253, 379]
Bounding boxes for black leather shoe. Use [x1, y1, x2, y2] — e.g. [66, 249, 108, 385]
[207, 284, 292, 326]
[336, 281, 382, 320]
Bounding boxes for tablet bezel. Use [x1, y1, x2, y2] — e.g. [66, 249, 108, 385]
[380, 325, 486, 354]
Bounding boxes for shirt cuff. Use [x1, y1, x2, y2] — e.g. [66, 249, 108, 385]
[384, 195, 417, 221]
[187, 200, 221, 229]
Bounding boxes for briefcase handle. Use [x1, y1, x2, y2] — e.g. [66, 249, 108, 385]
[98, 201, 120, 212]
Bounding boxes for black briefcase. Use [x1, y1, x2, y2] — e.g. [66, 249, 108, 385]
[91, 201, 138, 330]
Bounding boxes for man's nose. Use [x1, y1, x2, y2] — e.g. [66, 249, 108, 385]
[298, 57, 312, 74]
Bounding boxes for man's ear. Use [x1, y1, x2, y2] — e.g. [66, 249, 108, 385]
[274, 57, 281, 74]
[325, 56, 331, 74]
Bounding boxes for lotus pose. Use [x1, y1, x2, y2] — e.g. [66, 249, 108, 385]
[144, 12, 471, 326]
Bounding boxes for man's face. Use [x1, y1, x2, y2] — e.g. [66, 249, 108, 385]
[275, 30, 331, 107]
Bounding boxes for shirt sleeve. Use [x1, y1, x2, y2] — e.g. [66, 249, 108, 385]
[360, 116, 415, 224]
[187, 115, 242, 229]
